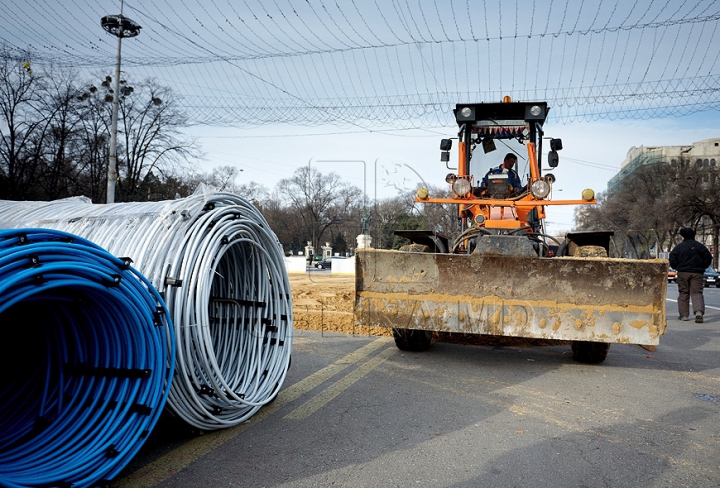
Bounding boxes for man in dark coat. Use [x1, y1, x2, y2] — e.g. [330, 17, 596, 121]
[669, 227, 713, 323]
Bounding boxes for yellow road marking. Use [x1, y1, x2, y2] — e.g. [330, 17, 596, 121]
[114, 337, 392, 488]
[284, 346, 397, 420]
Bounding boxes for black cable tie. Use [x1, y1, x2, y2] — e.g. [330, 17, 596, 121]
[221, 236, 229, 244]
[153, 311, 164, 327]
[16, 232, 28, 245]
[211, 406, 222, 414]
[164, 276, 183, 287]
[279, 340, 285, 346]
[106, 445, 120, 458]
[130, 403, 152, 416]
[203, 202, 216, 211]
[280, 314, 288, 321]
[198, 385, 214, 396]
[265, 325, 279, 333]
[118, 256, 133, 269]
[34, 273, 44, 284]
[261, 318, 272, 326]
[28, 254, 40, 267]
[67, 364, 151, 378]
[209, 297, 266, 309]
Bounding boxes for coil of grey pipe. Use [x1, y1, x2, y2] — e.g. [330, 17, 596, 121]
[0, 187, 293, 430]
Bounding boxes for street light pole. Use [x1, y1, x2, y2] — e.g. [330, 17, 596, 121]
[101, 3, 141, 203]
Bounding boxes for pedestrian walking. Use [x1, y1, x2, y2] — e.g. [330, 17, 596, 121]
[669, 227, 713, 323]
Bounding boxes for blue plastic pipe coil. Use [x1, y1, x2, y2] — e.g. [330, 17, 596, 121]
[0, 229, 175, 488]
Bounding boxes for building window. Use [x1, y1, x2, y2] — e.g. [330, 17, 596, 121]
[704, 159, 709, 167]
[696, 159, 703, 167]
[712, 159, 716, 167]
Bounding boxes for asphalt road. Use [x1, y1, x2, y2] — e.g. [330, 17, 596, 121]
[115, 288, 720, 488]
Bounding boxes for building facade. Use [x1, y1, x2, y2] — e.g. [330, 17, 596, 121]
[607, 138, 720, 193]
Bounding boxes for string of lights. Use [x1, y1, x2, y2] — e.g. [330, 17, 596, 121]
[0, 0, 717, 128]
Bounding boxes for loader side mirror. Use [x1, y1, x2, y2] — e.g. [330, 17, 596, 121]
[550, 138, 563, 151]
[440, 139, 452, 151]
[548, 150, 559, 168]
[441, 152, 450, 162]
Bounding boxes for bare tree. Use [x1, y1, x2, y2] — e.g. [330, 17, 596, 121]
[35, 72, 89, 200]
[106, 79, 198, 201]
[576, 157, 720, 261]
[276, 166, 363, 248]
[0, 50, 44, 199]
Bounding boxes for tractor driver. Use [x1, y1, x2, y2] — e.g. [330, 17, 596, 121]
[479, 153, 525, 197]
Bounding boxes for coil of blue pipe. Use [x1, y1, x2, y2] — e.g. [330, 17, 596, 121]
[0, 229, 175, 488]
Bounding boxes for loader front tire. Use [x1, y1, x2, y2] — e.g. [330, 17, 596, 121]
[393, 328, 432, 352]
[571, 341, 610, 364]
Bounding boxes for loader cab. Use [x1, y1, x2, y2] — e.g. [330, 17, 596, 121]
[435, 101, 561, 235]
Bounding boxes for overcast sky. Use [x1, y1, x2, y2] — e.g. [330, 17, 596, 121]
[2, 0, 719, 235]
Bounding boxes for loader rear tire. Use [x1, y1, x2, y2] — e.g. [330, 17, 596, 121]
[571, 341, 610, 364]
[393, 328, 432, 352]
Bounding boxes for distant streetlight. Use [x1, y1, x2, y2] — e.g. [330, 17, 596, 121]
[101, 3, 141, 203]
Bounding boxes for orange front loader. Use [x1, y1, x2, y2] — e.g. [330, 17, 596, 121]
[355, 100, 667, 363]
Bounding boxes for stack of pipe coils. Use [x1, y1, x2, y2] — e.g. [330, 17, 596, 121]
[0, 189, 293, 431]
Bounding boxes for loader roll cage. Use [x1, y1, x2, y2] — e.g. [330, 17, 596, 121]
[418, 101, 596, 242]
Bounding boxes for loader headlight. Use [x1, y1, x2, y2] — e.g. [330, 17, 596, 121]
[457, 105, 475, 122]
[531, 179, 551, 199]
[474, 214, 485, 225]
[452, 178, 472, 197]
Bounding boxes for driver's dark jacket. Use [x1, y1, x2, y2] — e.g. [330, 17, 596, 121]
[669, 238, 712, 273]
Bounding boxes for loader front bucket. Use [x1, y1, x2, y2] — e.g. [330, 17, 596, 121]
[355, 249, 667, 345]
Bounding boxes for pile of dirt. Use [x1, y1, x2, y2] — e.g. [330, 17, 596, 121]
[289, 274, 569, 347]
[290, 274, 391, 337]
